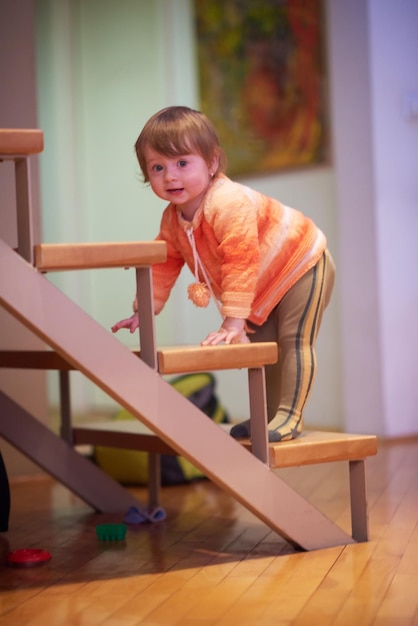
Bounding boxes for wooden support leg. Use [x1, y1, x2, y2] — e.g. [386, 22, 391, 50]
[59, 370, 73, 444]
[147, 452, 161, 509]
[248, 367, 269, 464]
[349, 459, 369, 541]
[136, 266, 157, 370]
[15, 156, 35, 264]
[136, 265, 161, 506]
[0, 390, 142, 513]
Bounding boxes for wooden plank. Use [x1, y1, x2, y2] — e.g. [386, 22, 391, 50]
[0, 349, 74, 370]
[72, 420, 178, 455]
[157, 343, 278, 374]
[34, 241, 167, 271]
[0, 128, 44, 155]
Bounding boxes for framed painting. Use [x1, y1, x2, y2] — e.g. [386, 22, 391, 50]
[194, 0, 329, 178]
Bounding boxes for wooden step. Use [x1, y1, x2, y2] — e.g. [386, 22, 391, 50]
[72, 420, 377, 469]
[34, 241, 167, 271]
[155, 343, 278, 374]
[0, 343, 278, 375]
[0, 128, 44, 156]
[246, 429, 377, 468]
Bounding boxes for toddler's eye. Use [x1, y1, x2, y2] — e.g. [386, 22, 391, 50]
[178, 159, 187, 168]
[152, 164, 163, 172]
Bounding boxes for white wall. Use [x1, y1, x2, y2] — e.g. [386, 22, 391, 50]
[327, 0, 418, 437]
[327, 0, 384, 435]
[369, 0, 418, 436]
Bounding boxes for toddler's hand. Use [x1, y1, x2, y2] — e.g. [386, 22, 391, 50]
[111, 313, 139, 334]
[201, 317, 249, 346]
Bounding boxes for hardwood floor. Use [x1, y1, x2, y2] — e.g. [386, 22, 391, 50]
[0, 437, 417, 625]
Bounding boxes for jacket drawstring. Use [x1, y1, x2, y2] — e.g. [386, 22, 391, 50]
[185, 227, 222, 316]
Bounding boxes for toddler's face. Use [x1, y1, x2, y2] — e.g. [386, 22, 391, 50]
[144, 146, 217, 219]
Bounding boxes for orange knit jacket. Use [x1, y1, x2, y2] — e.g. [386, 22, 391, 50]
[151, 174, 326, 326]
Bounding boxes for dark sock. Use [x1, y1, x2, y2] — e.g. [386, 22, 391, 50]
[230, 419, 251, 439]
[230, 416, 302, 443]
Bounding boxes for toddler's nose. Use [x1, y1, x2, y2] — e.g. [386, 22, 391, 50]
[165, 167, 178, 182]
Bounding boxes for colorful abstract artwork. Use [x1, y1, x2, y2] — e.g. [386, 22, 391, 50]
[194, 0, 329, 177]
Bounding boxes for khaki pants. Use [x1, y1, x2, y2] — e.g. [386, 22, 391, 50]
[248, 249, 335, 439]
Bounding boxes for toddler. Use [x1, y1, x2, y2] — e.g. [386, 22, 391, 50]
[112, 106, 335, 442]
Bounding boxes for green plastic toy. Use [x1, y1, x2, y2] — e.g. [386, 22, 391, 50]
[96, 523, 126, 541]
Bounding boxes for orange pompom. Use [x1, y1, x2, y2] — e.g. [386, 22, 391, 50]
[187, 282, 211, 308]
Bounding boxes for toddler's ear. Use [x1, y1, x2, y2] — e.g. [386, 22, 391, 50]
[209, 151, 220, 174]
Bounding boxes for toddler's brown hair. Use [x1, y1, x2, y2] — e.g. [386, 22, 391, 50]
[135, 106, 226, 182]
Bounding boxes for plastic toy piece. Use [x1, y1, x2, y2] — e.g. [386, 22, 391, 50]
[124, 505, 166, 524]
[7, 548, 52, 567]
[95, 523, 127, 541]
